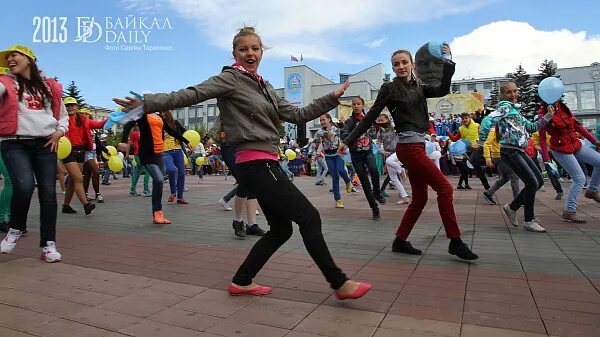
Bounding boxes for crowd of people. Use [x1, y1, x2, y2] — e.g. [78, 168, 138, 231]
[1, 27, 599, 301]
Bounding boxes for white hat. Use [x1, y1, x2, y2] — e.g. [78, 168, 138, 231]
[100, 134, 108, 139]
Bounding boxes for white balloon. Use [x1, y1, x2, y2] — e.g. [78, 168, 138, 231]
[429, 150, 442, 160]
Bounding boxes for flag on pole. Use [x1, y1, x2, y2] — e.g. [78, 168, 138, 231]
[300, 54, 303, 62]
[291, 55, 299, 62]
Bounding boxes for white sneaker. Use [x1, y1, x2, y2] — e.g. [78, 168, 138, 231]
[256, 210, 260, 215]
[523, 220, 546, 233]
[502, 204, 519, 227]
[218, 198, 232, 211]
[396, 197, 410, 205]
[41, 241, 62, 263]
[1, 229, 23, 254]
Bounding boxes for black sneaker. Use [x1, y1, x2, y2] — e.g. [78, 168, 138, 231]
[481, 191, 496, 205]
[232, 220, 246, 238]
[555, 192, 563, 200]
[449, 241, 479, 260]
[0, 222, 8, 233]
[465, 185, 472, 190]
[62, 204, 77, 214]
[84, 202, 96, 215]
[392, 238, 422, 255]
[375, 195, 387, 204]
[246, 224, 266, 236]
[372, 209, 381, 221]
[457, 185, 465, 190]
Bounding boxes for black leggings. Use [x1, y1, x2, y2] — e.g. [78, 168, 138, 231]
[351, 150, 380, 210]
[501, 148, 544, 222]
[470, 147, 491, 189]
[457, 160, 469, 187]
[232, 159, 348, 290]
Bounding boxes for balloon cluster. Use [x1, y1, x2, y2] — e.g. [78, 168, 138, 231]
[102, 145, 124, 172]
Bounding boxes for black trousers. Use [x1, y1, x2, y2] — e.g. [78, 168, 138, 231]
[501, 148, 544, 222]
[232, 159, 348, 290]
[470, 146, 491, 189]
[351, 150, 380, 210]
[457, 160, 470, 187]
[221, 143, 254, 199]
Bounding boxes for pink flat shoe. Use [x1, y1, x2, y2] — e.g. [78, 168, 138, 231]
[335, 282, 372, 300]
[227, 283, 272, 296]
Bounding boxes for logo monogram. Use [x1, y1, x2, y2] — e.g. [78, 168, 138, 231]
[74, 17, 102, 43]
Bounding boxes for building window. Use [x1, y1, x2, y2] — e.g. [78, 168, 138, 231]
[563, 92, 578, 110]
[483, 82, 493, 89]
[580, 91, 596, 110]
[467, 84, 476, 91]
[207, 104, 215, 117]
[197, 106, 203, 118]
[578, 83, 595, 91]
[581, 118, 598, 129]
[452, 84, 460, 93]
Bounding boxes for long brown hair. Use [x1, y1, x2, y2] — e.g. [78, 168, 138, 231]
[160, 110, 176, 130]
[15, 57, 52, 106]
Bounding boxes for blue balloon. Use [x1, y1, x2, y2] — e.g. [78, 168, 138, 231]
[428, 41, 451, 60]
[449, 140, 467, 155]
[538, 77, 564, 104]
[425, 141, 434, 155]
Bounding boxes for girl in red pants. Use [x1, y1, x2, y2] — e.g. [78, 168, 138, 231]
[340, 47, 477, 260]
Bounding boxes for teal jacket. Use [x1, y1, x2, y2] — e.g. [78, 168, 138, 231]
[495, 101, 551, 150]
[477, 110, 503, 145]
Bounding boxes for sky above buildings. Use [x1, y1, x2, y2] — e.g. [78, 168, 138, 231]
[2, 0, 598, 107]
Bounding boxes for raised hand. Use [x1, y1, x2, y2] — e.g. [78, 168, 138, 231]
[113, 96, 143, 111]
[334, 80, 350, 98]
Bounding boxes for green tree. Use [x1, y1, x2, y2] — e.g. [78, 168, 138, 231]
[533, 59, 559, 107]
[63, 81, 86, 106]
[508, 65, 536, 117]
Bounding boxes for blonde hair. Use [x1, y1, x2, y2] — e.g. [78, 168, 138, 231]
[232, 26, 265, 51]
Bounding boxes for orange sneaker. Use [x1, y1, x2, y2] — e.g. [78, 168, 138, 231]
[167, 194, 176, 202]
[153, 211, 171, 224]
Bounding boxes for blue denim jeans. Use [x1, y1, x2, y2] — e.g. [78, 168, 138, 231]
[552, 144, 600, 212]
[144, 155, 166, 212]
[164, 149, 186, 199]
[325, 155, 351, 201]
[1, 138, 57, 247]
[315, 156, 328, 183]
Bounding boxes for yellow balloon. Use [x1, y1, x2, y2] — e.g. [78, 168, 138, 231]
[195, 156, 205, 165]
[182, 130, 200, 147]
[57, 137, 72, 160]
[285, 149, 297, 161]
[102, 145, 117, 160]
[107, 156, 124, 172]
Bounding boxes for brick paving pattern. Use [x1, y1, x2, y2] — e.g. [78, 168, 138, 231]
[0, 174, 598, 336]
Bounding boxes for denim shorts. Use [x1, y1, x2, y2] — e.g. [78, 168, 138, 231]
[84, 150, 96, 162]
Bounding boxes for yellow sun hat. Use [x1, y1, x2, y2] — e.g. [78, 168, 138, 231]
[63, 97, 78, 105]
[0, 44, 36, 68]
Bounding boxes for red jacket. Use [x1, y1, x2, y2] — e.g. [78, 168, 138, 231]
[538, 104, 597, 161]
[0, 74, 63, 136]
[65, 114, 107, 150]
